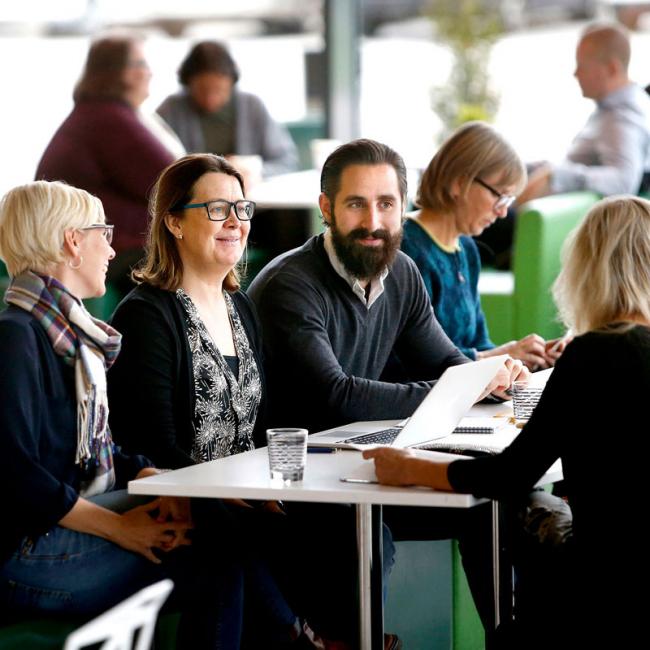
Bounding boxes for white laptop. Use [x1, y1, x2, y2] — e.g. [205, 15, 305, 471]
[308, 355, 508, 450]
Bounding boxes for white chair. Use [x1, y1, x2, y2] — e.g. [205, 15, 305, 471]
[63, 579, 174, 650]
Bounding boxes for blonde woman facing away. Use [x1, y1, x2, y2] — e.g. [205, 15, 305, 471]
[367, 195, 650, 648]
[401, 121, 567, 370]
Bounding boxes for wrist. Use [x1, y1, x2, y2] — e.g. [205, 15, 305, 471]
[413, 457, 452, 491]
[136, 467, 163, 479]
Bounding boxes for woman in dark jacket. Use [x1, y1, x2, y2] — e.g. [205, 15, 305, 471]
[108, 153, 388, 648]
[109, 154, 266, 466]
[0, 180, 246, 648]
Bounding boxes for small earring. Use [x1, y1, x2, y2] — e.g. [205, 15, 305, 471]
[68, 256, 83, 270]
[177, 233, 183, 240]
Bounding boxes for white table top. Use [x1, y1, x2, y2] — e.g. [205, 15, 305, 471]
[129, 446, 487, 508]
[129, 398, 562, 509]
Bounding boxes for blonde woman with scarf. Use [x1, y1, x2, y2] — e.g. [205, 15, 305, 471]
[0, 181, 257, 648]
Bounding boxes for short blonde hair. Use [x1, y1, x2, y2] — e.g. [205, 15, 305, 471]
[553, 196, 650, 335]
[0, 180, 104, 276]
[417, 121, 526, 213]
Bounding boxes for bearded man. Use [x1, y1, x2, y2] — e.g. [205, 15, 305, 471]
[249, 138, 493, 433]
[248, 139, 537, 645]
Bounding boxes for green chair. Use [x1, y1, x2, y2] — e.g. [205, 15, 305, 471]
[480, 192, 600, 343]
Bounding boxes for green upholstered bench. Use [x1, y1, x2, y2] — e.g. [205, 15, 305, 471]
[0, 618, 79, 650]
[0, 613, 179, 650]
[480, 192, 600, 343]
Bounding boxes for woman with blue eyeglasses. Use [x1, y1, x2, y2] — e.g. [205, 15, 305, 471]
[109, 153, 265, 466]
[108, 153, 333, 647]
[401, 121, 566, 369]
[108, 153, 389, 648]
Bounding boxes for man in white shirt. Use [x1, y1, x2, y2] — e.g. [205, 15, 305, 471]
[519, 21, 650, 203]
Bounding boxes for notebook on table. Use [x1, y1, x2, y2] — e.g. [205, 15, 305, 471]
[308, 355, 509, 451]
[452, 416, 506, 434]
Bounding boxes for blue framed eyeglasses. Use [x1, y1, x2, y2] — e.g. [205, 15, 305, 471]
[174, 199, 256, 222]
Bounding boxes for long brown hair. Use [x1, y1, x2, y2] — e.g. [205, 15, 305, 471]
[134, 154, 245, 292]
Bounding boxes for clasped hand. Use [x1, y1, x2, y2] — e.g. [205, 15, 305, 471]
[119, 497, 193, 564]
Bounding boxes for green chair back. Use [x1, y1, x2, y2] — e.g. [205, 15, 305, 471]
[0, 274, 9, 312]
[284, 115, 326, 170]
[511, 192, 599, 340]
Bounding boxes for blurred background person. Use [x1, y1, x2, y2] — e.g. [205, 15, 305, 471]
[478, 21, 650, 268]
[519, 22, 650, 204]
[401, 122, 566, 370]
[35, 33, 183, 297]
[157, 40, 298, 189]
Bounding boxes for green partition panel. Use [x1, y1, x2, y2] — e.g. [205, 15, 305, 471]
[512, 192, 599, 340]
[452, 540, 484, 650]
[385, 540, 453, 649]
[385, 539, 485, 649]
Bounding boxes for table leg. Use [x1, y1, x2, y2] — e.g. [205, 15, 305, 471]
[491, 500, 514, 639]
[357, 503, 372, 649]
[356, 503, 384, 650]
[491, 499, 501, 630]
[371, 505, 384, 646]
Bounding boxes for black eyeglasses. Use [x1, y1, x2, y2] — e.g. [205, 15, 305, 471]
[174, 199, 256, 222]
[474, 178, 516, 211]
[80, 224, 114, 245]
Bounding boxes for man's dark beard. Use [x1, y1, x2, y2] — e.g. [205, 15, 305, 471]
[330, 214, 402, 281]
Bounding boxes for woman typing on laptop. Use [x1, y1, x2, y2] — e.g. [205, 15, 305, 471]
[365, 195, 650, 648]
[400, 121, 568, 370]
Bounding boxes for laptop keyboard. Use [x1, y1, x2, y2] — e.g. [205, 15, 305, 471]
[342, 427, 402, 446]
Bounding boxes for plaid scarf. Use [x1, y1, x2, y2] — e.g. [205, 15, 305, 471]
[5, 271, 122, 496]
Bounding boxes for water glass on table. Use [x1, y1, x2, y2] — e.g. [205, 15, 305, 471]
[512, 381, 543, 423]
[267, 428, 308, 483]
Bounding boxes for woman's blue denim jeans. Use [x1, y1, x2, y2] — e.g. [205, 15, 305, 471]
[0, 491, 253, 649]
